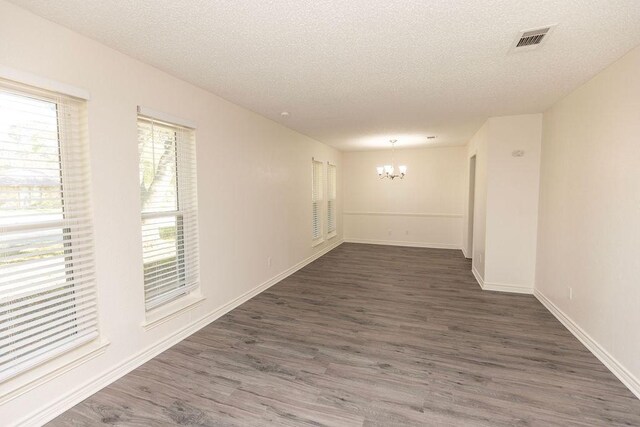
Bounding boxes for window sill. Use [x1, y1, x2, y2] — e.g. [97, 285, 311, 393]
[311, 237, 325, 248]
[142, 293, 205, 332]
[327, 231, 337, 240]
[0, 339, 110, 405]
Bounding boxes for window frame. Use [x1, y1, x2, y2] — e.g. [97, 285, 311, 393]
[311, 159, 324, 246]
[326, 162, 337, 239]
[137, 113, 199, 313]
[0, 77, 100, 385]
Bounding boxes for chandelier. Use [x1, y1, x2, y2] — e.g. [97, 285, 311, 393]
[376, 140, 407, 179]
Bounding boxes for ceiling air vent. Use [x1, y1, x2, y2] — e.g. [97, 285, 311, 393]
[512, 25, 555, 51]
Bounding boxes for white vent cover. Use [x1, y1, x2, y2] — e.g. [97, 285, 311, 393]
[512, 25, 555, 51]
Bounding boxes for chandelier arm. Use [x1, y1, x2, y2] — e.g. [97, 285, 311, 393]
[376, 139, 405, 180]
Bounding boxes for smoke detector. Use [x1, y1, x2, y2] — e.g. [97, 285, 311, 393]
[511, 25, 556, 52]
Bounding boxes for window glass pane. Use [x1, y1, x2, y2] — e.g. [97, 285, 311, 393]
[138, 122, 178, 214]
[0, 92, 63, 226]
[141, 215, 179, 265]
[0, 90, 67, 300]
[0, 82, 98, 382]
[141, 214, 185, 301]
[327, 164, 336, 234]
[312, 160, 322, 240]
[1, 227, 65, 272]
[328, 199, 335, 232]
[138, 117, 197, 311]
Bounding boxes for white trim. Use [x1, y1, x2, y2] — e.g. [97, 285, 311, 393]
[461, 247, 469, 258]
[327, 231, 338, 240]
[311, 237, 325, 247]
[534, 289, 640, 400]
[344, 211, 463, 218]
[481, 282, 533, 294]
[472, 266, 484, 288]
[471, 267, 533, 294]
[13, 240, 343, 427]
[345, 238, 459, 250]
[142, 295, 206, 331]
[137, 105, 196, 129]
[0, 341, 110, 406]
[0, 65, 90, 100]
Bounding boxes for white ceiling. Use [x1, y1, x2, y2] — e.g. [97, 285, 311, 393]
[10, 0, 640, 150]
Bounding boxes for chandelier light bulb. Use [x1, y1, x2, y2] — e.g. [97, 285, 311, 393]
[376, 140, 407, 180]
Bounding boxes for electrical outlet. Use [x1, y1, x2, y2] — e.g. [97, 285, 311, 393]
[568, 287, 573, 300]
[267, 257, 272, 267]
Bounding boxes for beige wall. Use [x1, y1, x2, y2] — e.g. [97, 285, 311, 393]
[464, 114, 542, 292]
[0, 1, 342, 424]
[485, 114, 542, 290]
[465, 122, 489, 277]
[536, 45, 640, 393]
[342, 146, 466, 249]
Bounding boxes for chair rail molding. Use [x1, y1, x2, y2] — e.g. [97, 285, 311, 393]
[343, 211, 463, 218]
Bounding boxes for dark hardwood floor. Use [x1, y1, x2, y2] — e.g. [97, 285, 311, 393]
[49, 243, 640, 426]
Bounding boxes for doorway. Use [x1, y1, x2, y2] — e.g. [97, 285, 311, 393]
[467, 155, 476, 259]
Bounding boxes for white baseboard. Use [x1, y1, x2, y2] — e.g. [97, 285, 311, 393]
[344, 238, 460, 250]
[534, 289, 640, 400]
[471, 267, 533, 294]
[15, 239, 344, 427]
[461, 247, 469, 258]
[481, 282, 533, 294]
[472, 266, 484, 288]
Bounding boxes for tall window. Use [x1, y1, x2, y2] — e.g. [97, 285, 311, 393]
[137, 114, 199, 311]
[327, 163, 337, 237]
[0, 79, 98, 382]
[311, 159, 323, 243]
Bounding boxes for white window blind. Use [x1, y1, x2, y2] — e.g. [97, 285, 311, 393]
[0, 79, 98, 382]
[312, 159, 323, 241]
[327, 163, 337, 235]
[137, 115, 199, 311]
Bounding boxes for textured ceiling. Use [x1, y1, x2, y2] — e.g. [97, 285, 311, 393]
[9, 0, 640, 150]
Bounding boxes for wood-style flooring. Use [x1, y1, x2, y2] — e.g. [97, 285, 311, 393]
[49, 243, 640, 426]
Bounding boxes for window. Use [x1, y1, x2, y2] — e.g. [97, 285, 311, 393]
[327, 163, 337, 237]
[137, 113, 199, 311]
[0, 79, 98, 382]
[311, 159, 323, 243]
